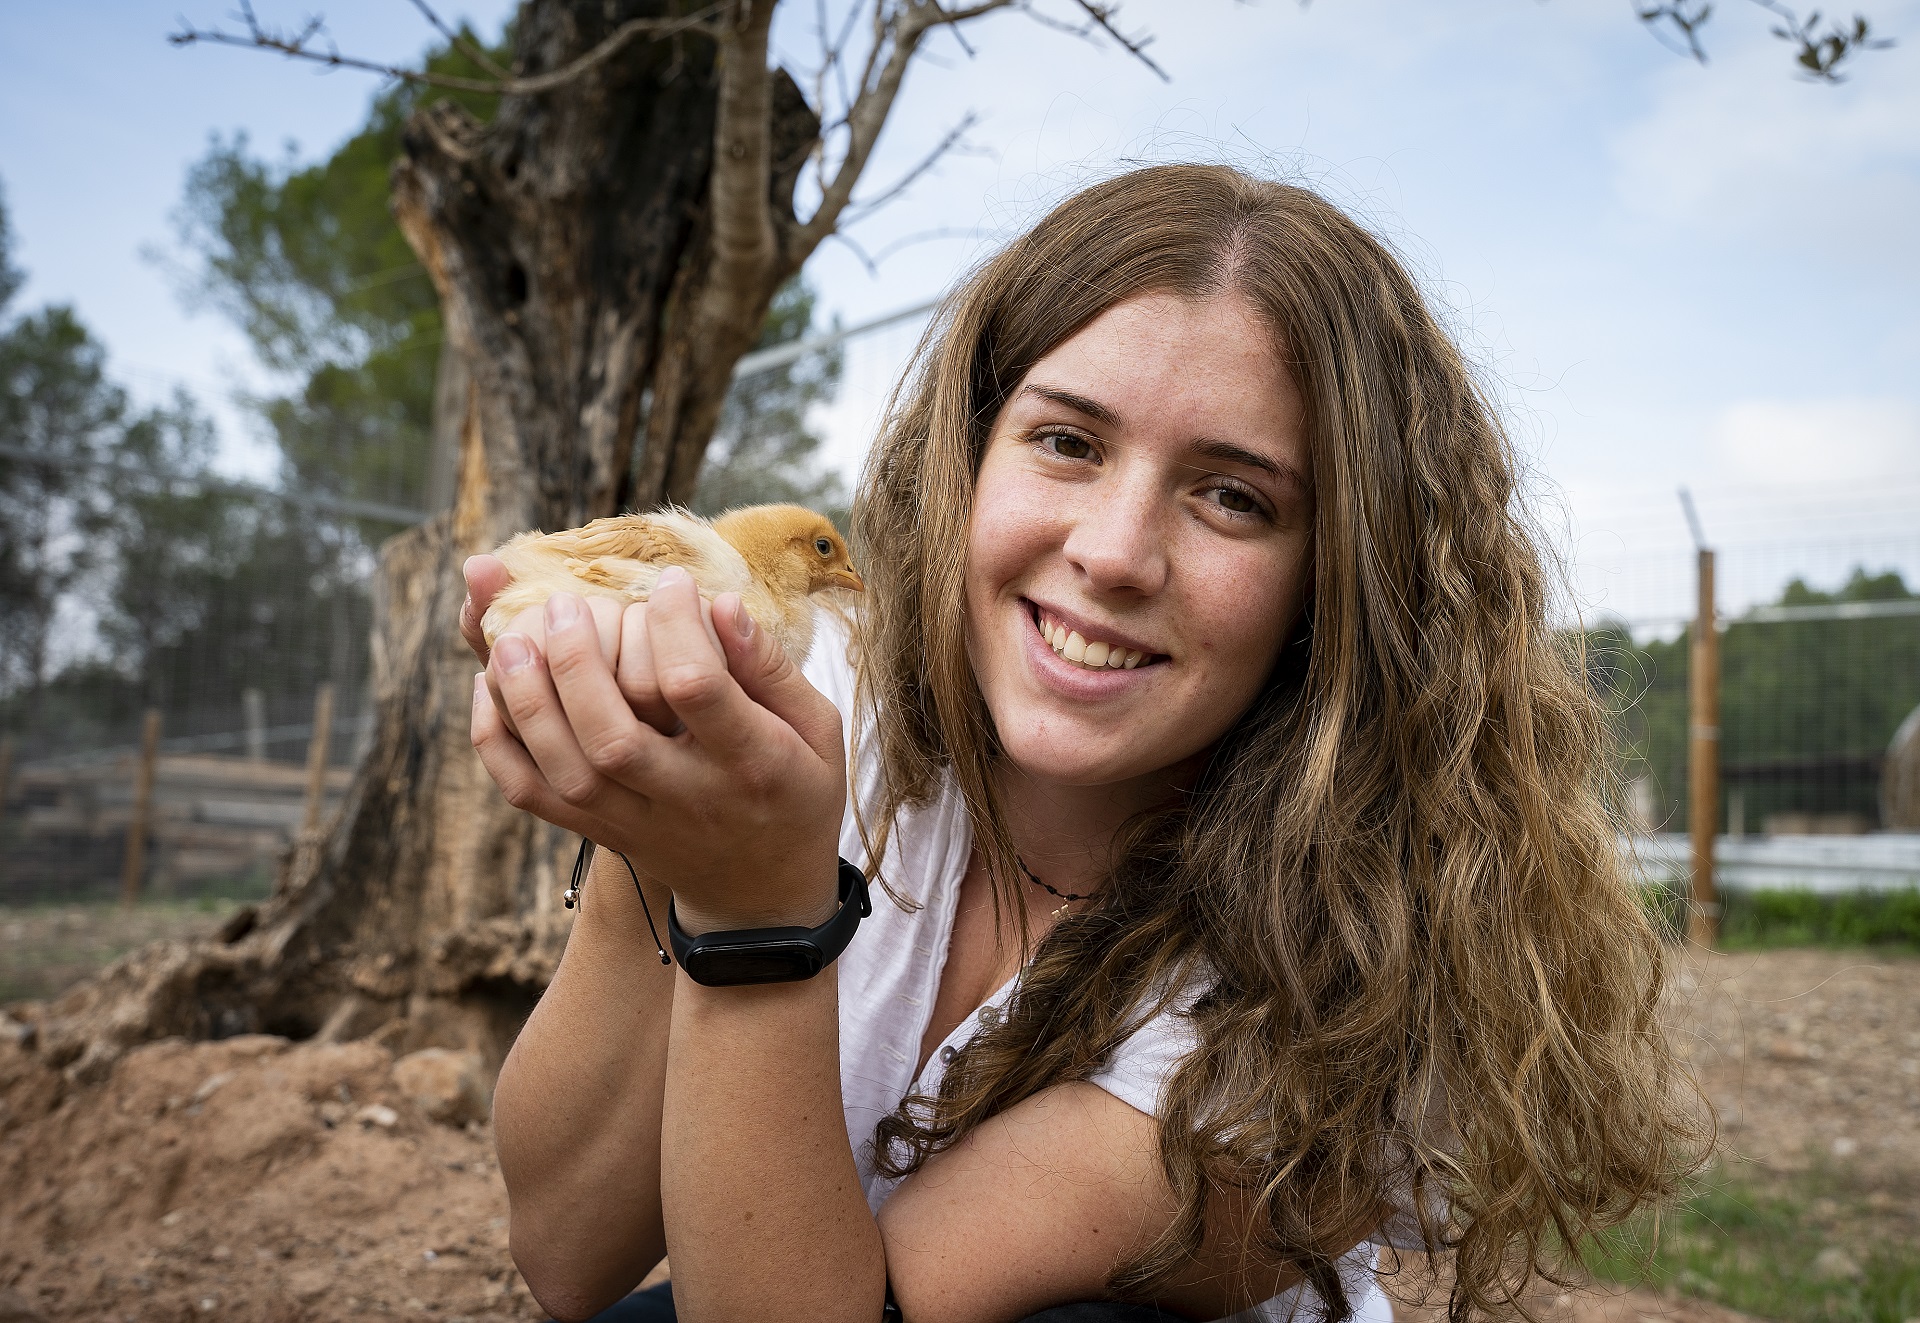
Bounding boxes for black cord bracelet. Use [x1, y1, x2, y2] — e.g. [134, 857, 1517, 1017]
[565, 836, 670, 965]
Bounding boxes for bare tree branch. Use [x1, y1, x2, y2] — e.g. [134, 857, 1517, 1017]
[405, 0, 514, 80]
[170, 1, 728, 97]
[839, 111, 981, 222]
[1064, 0, 1169, 81]
[791, 0, 1017, 259]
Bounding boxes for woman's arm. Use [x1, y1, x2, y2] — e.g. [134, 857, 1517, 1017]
[464, 570, 684, 1319]
[490, 842, 676, 1320]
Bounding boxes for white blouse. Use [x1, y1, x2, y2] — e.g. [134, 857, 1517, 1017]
[806, 620, 1392, 1323]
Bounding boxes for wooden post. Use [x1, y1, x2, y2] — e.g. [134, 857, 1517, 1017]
[120, 709, 163, 906]
[0, 732, 14, 829]
[1687, 549, 1720, 946]
[243, 687, 267, 763]
[301, 683, 336, 836]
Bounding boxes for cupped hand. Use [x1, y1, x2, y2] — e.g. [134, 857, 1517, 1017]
[463, 555, 684, 738]
[471, 566, 846, 934]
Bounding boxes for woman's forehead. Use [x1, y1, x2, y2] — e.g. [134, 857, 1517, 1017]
[1001, 293, 1307, 476]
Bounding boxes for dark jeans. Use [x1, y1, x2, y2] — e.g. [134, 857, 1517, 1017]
[581, 1280, 1180, 1321]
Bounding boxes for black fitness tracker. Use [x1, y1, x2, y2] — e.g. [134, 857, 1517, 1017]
[667, 858, 871, 987]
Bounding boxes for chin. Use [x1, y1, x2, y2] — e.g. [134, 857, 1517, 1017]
[998, 732, 1163, 789]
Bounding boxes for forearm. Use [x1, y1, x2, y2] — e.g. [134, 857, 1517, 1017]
[493, 846, 676, 1318]
[660, 973, 886, 1323]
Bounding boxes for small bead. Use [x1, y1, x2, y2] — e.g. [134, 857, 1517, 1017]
[938, 1045, 956, 1064]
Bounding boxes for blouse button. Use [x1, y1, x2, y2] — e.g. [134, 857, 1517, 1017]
[938, 1045, 956, 1064]
[977, 1006, 1001, 1027]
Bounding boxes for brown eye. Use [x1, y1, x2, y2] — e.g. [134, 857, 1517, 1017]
[1043, 431, 1094, 460]
[815, 537, 833, 556]
[1216, 488, 1257, 514]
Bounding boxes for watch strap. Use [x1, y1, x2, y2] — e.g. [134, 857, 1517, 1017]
[667, 858, 871, 987]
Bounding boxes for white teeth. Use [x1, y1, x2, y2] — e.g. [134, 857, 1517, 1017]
[1038, 611, 1150, 671]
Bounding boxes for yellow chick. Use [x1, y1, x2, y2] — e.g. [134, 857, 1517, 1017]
[480, 504, 863, 666]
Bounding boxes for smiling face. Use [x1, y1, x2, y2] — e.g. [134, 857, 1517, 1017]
[963, 291, 1314, 795]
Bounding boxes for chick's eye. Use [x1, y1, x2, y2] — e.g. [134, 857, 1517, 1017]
[815, 537, 833, 556]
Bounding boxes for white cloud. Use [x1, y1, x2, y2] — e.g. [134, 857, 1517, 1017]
[1708, 396, 1920, 486]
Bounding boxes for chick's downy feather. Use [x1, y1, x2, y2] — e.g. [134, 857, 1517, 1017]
[480, 504, 862, 665]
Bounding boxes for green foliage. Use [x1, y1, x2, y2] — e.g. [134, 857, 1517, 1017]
[0, 180, 22, 314]
[1585, 1163, 1920, 1323]
[1594, 569, 1920, 830]
[0, 292, 128, 694]
[0, 180, 374, 754]
[1719, 887, 1920, 950]
[173, 29, 504, 518]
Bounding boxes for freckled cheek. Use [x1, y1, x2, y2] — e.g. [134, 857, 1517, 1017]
[1179, 552, 1300, 663]
[966, 479, 1067, 592]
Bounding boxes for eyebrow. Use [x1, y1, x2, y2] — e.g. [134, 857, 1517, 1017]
[1017, 382, 1310, 495]
[1020, 383, 1121, 428]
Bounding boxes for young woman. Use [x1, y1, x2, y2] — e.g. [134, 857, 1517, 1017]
[462, 164, 1702, 1323]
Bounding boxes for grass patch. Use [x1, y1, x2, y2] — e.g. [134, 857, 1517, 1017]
[1642, 882, 1920, 953]
[1586, 1162, 1920, 1323]
[0, 897, 244, 1004]
[1719, 888, 1920, 952]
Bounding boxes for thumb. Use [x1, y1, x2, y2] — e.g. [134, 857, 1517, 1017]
[715, 593, 841, 760]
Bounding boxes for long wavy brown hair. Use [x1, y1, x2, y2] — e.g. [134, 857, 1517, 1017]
[850, 164, 1705, 1320]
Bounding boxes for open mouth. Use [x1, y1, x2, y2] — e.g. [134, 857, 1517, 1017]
[1027, 601, 1164, 672]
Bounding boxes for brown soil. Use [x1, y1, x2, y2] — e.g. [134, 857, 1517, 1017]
[0, 945, 1913, 1323]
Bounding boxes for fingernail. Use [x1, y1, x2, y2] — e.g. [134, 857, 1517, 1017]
[657, 565, 689, 588]
[495, 633, 533, 673]
[546, 592, 581, 630]
[473, 672, 486, 704]
[735, 599, 758, 643]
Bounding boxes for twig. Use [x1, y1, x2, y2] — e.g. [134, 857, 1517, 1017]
[828, 229, 881, 277]
[1065, 0, 1169, 81]
[1634, 0, 1893, 78]
[169, 2, 728, 96]
[841, 112, 981, 221]
[405, 0, 513, 80]
[1636, 1, 1713, 63]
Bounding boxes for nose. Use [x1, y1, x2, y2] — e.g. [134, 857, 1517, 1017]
[1060, 475, 1169, 597]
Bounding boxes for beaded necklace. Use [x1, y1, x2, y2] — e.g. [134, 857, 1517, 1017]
[1016, 855, 1091, 920]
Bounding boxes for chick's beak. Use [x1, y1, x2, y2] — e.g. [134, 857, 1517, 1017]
[829, 566, 866, 593]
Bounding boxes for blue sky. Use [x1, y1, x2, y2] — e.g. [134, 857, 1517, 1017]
[2, 0, 1916, 623]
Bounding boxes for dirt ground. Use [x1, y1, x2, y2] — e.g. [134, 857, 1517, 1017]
[0, 944, 1914, 1323]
